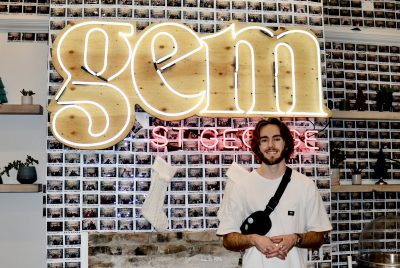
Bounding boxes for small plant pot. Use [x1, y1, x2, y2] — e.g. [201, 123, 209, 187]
[21, 95, 33, 105]
[16, 166, 37, 184]
[352, 174, 362, 185]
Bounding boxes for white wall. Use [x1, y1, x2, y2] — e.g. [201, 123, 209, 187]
[0, 31, 47, 268]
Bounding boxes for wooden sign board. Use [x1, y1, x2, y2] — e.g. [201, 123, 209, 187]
[49, 20, 331, 149]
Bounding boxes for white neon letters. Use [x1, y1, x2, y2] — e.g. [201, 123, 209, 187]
[49, 20, 331, 150]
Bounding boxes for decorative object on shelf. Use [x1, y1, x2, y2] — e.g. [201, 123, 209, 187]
[0, 77, 8, 104]
[373, 148, 389, 185]
[376, 86, 393, 112]
[350, 166, 363, 185]
[0, 155, 39, 184]
[330, 141, 346, 186]
[20, 89, 35, 105]
[355, 87, 367, 111]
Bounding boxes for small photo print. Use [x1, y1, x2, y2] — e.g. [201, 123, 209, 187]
[119, 219, 134, 230]
[65, 248, 80, 259]
[82, 219, 97, 230]
[100, 219, 116, 230]
[36, 33, 49, 42]
[65, 207, 80, 218]
[64, 180, 80, 191]
[8, 32, 21, 41]
[100, 207, 116, 218]
[64, 221, 80, 232]
[83, 167, 98, 177]
[83, 153, 98, 164]
[118, 180, 134, 191]
[100, 181, 116, 191]
[47, 180, 63, 191]
[47, 248, 63, 259]
[48, 235, 63, 246]
[65, 234, 81, 245]
[47, 221, 63, 232]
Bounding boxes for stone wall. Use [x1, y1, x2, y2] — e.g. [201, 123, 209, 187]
[88, 230, 241, 268]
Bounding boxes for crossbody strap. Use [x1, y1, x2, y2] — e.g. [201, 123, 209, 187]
[264, 167, 292, 215]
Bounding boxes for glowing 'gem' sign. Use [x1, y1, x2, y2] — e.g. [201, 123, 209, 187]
[49, 20, 331, 149]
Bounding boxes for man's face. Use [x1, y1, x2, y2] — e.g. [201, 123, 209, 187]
[258, 124, 286, 165]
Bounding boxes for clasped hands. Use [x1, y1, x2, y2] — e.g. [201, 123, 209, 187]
[253, 234, 297, 260]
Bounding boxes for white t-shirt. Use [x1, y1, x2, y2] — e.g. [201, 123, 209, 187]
[217, 168, 332, 268]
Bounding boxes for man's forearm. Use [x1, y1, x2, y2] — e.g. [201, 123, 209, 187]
[223, 232, 255, 252]
[297, 231, 326, 249]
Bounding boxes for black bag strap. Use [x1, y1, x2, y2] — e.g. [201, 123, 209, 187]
[264, 167, 292, 214]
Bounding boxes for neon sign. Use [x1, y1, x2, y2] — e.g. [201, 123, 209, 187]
[151, 126, 320, 151]
[49, 20, 331, 149]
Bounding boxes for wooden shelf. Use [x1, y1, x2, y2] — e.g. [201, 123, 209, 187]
[0, 184, 42, 193]
[332, 184, 400, 193]
[0, 104, 43, 115]
[332, 111, 400, 121]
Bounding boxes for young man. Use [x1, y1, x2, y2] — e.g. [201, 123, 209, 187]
[217, 118, 331, 267]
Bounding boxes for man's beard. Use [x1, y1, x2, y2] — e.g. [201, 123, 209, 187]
[260, 150, 285, 165]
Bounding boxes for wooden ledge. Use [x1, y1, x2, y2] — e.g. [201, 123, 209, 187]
[0, 184, 42, 193]
[332, 184, 400, 193]
[332, 111, 400, 121]
[0, 104, 43, 115]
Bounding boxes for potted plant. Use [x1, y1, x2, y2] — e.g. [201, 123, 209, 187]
[330, 141, 346, 186]
[20, 89, 35, 105]
[376, 86, 393, 111]
[0, 155, 39, 184]
[350, 165, 363, 185]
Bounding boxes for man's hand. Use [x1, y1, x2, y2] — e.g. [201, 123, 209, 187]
[252, 235, 287, 260]
[268, 234, 298, 259]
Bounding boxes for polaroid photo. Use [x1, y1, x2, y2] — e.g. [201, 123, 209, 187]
[136, 180, 150, 192]
[82, 219, 97, 231]
[188, 167, 203, 178]
[170, 181, 186, 192]
[48, 235, 63, 246]
[118, 167, 134, 178]
[188, 207, 203, 217]
[206, 180, 220, 191]
[65, 167, 80, 177]
[135, 167, 151, 178]
[118, 153, 134, 164]
[98, 193, 115, 205]
[100, 181, 116, 191]
[82, 194, 98, 205]
[188, 181, 202, 191]
[170, 207, 186, 218]
[82, 208, 98, 218]
[100, 220, 115, 230]
[47, 193, 63, 204]
[206, 219, 218, 228]
[205, 167, 220, 177]
[83, 167, 98, 178]
[65, 207, 80, 218]
[47, 221, 63, 232]
[64, 179, 80, 191]
[170, 193, 185, 205]
[8, 32, 21, 41]
[48, 208, 63, 218]
[47, 248, 63, 259]
[118, 194, 134, 205]
[101, 167, 116, 177]
[47, 180, 63, 191]
[174, 168, 186, 178]
[188, 193, 203, 204]
[100, 207, 116, 218]
[64, 221, 80, 232]
[189, 219, 203, 229]
[135, 219, 149, 230]
[117, 207, 133, 218]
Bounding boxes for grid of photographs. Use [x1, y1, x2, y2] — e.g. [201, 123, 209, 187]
[46, 113, 332, 267]
[329, 120, 400, 183]
[325, 41, 400, 112]
[7, 32, 49, 42]
[0, 0, 49, 15]
[330, 191, 399, 267]
[323, 0, 400, 29]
